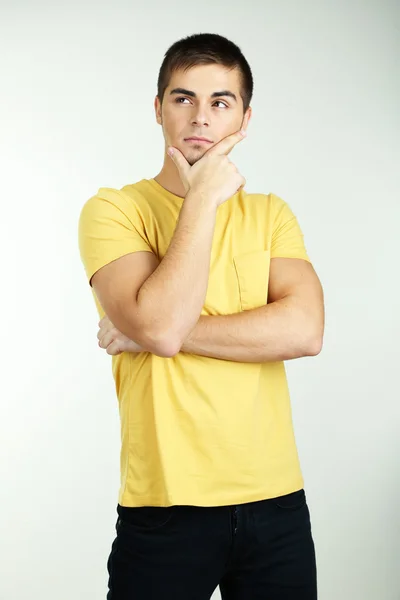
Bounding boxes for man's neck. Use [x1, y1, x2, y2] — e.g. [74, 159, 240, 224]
[153, 157, 186, 199]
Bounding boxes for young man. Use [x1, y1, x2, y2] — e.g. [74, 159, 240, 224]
[79, 33, 324, 600]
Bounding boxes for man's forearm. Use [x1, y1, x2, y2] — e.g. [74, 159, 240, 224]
[180, 296, 323, 362]
[137, 192, 217, 353]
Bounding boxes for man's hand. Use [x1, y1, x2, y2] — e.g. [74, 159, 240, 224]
[168, 129, 247, 207]
[97, 315, 144, 355]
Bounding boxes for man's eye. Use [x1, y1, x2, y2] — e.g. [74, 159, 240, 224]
[175, 97, 228, 108]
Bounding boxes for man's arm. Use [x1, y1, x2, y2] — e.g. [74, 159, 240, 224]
[100, 256, 325, 362]
[180, 257, 324, 362]
[88, 131, 245, 358]
[92, 195, 217, 358]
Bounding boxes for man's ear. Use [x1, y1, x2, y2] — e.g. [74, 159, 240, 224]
[242, 106, 252, 132]
[155, 96, 162, 125]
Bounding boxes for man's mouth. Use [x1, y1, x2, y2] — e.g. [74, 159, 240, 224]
[184, 137, 213, 144]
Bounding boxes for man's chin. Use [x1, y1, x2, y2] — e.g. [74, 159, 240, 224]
[184, 147, 209, 166]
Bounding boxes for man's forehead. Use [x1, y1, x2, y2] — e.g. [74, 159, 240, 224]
[168, 64, 241, 90]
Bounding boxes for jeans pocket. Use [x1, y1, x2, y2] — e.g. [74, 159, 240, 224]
[116, 505, 175, 533]
[273, 488, 306, 510]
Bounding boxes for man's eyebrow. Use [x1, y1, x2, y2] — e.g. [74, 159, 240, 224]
[169, 88, 237, 102]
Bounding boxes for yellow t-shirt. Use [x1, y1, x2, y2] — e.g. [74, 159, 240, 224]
[78, 178, 311, 507]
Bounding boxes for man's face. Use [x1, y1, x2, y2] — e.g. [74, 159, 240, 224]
[155, 64, 251, 165]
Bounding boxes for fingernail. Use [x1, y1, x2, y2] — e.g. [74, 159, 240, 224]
[240, 130, 247, 137]
[167, 147, 174, 156]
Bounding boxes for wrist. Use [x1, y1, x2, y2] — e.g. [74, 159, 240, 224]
[185, 189, 219, 211]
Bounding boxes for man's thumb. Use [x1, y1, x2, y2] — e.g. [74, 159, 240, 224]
[168, 147, 190, 178]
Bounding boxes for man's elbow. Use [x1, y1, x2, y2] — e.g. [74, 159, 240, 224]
[142, 317, 190, 357]
[151, 337, 181, 358]
[142, 328, 181, 358]
[301, 305, 324, 356]
[114, 317, 180, 358]
[305, 331, 324, 356]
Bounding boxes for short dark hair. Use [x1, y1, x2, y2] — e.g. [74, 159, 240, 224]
[157, 33, 253, 112]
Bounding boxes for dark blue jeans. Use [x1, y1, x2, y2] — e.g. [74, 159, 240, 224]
[107, 488, 317, 599]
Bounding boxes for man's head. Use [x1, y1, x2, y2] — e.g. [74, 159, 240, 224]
[155, 33, 253, 166]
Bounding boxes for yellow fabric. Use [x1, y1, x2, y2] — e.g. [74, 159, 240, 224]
[78, 178, 311, 507]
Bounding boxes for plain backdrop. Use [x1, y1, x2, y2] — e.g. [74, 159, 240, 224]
[1, 1, 399, 599]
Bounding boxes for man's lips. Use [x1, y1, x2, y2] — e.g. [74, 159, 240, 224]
[184, 137, 213, 144]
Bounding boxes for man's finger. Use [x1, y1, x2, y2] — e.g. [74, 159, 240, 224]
[168, 147, 190, 179]
[98, 330, 115, 349]
[98, 315, 111, 327]
[106, 341, 123, 356]
[207, 129, 246, 157]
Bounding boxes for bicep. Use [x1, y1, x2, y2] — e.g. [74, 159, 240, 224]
[267, 257, 324, 306]
[91, 251, 160, 340]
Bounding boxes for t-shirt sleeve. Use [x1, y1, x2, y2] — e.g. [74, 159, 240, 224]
[78, 187, 153, 286]
[270, 194, 311, 262]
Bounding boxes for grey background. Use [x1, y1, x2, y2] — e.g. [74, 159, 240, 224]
[1, 1, 399, 598]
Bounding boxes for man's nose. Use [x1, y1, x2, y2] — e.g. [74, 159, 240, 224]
[191, 106, 210, 127]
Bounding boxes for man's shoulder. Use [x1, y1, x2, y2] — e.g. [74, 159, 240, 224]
[80, 179, 150, 216]
[238, 190, 286, 214]
[96, 178, 149, 203]
[243, 190, 284, 203]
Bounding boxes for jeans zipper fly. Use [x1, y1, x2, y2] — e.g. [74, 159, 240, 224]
[233, 506, 238, 534]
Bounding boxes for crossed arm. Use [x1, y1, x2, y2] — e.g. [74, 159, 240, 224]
[90, 190, 324, 363]
[98, 256, 324, 363]
[180, 257, 324, 362]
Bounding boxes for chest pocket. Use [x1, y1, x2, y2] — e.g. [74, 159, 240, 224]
[233, 250, 271, 311]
